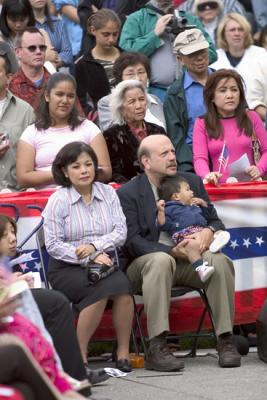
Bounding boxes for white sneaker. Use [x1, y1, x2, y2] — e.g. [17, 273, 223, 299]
[196, 262, 214, 282]
[209, 231, 231, 253]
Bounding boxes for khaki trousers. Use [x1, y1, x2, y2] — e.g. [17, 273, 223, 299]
[127, 251, 235, 339]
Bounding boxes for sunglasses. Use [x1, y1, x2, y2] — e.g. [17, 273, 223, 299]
[197, 2, 219, 12]
[20, 45, 47, 53]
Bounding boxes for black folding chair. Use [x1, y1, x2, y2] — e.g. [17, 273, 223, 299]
[0, 203, 20, 221]
[133, 285, 216, 358]
[35, 225, 49, 289]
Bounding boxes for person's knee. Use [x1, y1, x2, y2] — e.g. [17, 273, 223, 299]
[206, 252, 235, 278]
[0, 344, 28, 369]
[45, 289, 71, 312]
[143, 252, 176, 277]
[115, 293, 133, 305]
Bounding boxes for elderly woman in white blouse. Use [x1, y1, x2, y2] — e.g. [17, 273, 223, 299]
[43, 141, 133, 373]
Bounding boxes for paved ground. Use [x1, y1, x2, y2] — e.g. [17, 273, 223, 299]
[89, 349, 267, 400]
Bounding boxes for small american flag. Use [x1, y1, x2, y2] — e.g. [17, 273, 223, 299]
[218, 143, 229, 172]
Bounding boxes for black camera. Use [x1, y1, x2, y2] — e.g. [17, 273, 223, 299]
[166, 11, 195, 35]
[87, 263, 118, 285]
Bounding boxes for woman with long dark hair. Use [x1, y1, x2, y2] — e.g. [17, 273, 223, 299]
[16, 72, 111, 189]
[193, 69, 267, 184]
[75, 8, 121, 115]
[0, 0, 35, 48]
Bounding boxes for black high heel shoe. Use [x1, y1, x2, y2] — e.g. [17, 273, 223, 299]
[115, 358, 132, 373]
[84, 363, 110, 384]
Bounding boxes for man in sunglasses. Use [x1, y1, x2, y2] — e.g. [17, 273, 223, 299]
[9, 27, 50, 110]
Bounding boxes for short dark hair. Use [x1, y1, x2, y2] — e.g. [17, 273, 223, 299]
[0, 215, 17, 242]
[35, 72, 84, 131]
[0, 0, 35, 39]
[158, 175, 188, 202]
[52, 141, 99, 187]
[15, 26, 44, 48]
[113, 52, 151, 84]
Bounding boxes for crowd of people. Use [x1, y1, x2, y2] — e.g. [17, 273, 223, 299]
[0, 0, 267, 399]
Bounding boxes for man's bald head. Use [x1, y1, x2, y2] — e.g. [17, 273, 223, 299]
[137, 135, 177, 185]
[138, 135, 172, 168]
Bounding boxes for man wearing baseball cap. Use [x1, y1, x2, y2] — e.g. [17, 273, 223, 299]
[164, 28, 213, 172]
[119, 0, 217, 101]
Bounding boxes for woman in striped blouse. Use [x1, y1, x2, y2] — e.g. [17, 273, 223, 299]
[43, 141, 134, 373]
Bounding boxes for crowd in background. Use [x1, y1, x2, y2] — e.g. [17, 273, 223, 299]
[0, 0, 266, 193]
[0, 0, 267, 399]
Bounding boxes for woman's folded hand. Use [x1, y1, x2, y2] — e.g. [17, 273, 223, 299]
[75, 244, 96, 260]
[94, 253, 113, 266]
[245, 165, 261, 181]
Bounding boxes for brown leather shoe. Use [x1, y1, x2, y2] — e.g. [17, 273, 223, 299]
[145, 343, 185, 372]
[217, 335, 241, 368]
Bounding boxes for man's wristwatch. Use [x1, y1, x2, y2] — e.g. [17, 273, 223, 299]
[207, 225, 216, 233]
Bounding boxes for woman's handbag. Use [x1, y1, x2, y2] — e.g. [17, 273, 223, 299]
[252, 131, 261, 164]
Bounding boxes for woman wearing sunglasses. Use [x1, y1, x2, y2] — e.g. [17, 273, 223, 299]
[192, 0, 222, 44]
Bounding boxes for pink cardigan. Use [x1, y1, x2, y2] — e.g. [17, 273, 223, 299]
[193, 110, 267, 182]
[0, 313, 72, 394]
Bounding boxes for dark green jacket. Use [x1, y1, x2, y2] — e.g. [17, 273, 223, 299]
[119, 6, 217, 64]
[164, 72, 193, 172]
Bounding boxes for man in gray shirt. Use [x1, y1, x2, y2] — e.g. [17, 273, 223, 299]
[0, 51, 34, 192]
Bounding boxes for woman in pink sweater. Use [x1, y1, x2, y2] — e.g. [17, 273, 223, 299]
[192, 69, 267, 184]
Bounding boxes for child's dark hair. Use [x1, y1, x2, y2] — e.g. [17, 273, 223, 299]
[158, 175, 188, 202]
[0, 215, 17, 240]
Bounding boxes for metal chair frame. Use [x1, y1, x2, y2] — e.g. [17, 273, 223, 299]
[132, 285, 217, 358]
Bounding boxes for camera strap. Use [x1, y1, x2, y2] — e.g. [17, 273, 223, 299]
[101, 265, 118, 279]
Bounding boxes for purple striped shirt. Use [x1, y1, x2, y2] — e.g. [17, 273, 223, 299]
[43, 182, 127, 264]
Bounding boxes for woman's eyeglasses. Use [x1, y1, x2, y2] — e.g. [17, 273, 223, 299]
[197, 2, 219, 12]
[20, 45, 47, 53]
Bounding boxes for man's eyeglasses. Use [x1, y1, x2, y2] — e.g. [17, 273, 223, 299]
[20, 45, 47, 53]
[197, 1, 219, 12]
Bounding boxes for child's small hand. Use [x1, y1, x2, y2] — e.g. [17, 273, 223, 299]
[157, 199, 165, 212]
[191, 197, 208, 207]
